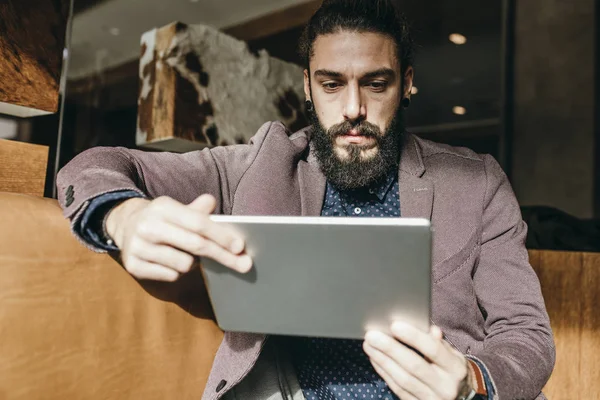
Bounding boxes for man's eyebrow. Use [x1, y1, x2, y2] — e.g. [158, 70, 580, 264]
[313, 69, 344, 79]
[313, 68, 397, 80]
[361, 68, 396, 80]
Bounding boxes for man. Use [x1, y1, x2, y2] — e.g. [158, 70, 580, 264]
[57, 0, 555, 399]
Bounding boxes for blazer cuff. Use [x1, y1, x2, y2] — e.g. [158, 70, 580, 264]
[77, 190, 145, 251]
[467, 356, 497, 400]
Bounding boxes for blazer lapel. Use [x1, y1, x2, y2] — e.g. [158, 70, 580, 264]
[296, 129, 326, 216]
[298, 160, 326, 216]
[399, 134, 434, 220]
[400, 173, 434, 220]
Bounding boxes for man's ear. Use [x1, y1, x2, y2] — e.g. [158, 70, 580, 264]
[403, 66, 414, 98]
[304, 69, 311, 101]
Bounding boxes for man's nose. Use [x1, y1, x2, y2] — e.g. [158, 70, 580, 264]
[343, 84, 366, 123]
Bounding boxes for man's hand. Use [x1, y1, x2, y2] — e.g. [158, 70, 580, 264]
[105, 194, 252, 282]
[363, 322, 474, 400]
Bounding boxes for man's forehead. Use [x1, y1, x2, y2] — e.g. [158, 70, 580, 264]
[310, 31, 400, 76]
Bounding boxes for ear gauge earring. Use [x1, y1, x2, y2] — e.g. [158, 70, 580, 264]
[305, 100, 314, 112]
[402, 97, 411, 108]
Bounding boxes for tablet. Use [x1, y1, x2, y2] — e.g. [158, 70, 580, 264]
[201, 216, 431, 339]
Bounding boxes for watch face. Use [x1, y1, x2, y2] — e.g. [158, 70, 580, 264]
[462, 389, 477, 400]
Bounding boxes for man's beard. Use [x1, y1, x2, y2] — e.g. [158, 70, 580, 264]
[308, 106, 405, 190]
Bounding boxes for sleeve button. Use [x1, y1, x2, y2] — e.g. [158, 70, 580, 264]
[216, 379, 227, 393]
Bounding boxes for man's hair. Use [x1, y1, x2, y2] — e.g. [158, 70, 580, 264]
[298, 0, 415, 73]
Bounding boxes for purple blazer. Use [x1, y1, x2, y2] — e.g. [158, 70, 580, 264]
[57, 121, 555, 400]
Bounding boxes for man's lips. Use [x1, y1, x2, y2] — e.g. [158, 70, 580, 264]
[337, 132, 375, 144]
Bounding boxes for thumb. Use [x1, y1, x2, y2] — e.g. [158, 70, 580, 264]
[189, 194, 217, 214]
[430, 325, 444, 341]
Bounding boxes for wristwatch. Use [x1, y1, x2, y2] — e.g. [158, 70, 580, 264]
[456, 359, 478, 400]
[457, 388, 477, 400]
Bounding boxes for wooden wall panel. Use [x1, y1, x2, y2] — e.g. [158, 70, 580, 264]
[513, 0, 597, 218]
[581, 253, 600, 395]
[529, 250, 600, 399]
[0, 140, 49, 197]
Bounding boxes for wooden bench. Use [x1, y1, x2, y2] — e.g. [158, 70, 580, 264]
[529, 250, 600, 398]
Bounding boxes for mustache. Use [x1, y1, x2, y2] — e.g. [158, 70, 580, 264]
[327, 120, 382, 138]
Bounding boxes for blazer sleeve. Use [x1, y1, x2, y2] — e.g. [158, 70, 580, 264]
[56, 122, 275, 250]
[471, 154, 555, 399]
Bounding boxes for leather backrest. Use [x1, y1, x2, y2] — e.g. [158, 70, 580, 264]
[0, 192, 223, 400]
[3, 192, 599, 398]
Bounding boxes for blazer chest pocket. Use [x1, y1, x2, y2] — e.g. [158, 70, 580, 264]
[432, 229, 480, 285]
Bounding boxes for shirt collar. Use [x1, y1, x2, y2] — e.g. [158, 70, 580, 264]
[331, 169, 397, 202]
[367, 170, 398, 201]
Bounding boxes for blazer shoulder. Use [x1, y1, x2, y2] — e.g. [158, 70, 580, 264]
[212, 121, 307, 162]
[250, 121, 310, 148]
[410, 134, 492, 189]
[412, 134, 485, 164]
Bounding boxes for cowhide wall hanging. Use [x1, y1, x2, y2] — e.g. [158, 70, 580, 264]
[137, 22, 307, 152]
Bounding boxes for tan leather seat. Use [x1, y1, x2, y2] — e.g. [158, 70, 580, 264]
[2, 192, 600, 399]
[0, 192, 223, 400]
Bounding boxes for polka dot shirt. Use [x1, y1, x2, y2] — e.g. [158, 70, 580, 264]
[320, 173, 400, 219]
[291, 172, 401, 400]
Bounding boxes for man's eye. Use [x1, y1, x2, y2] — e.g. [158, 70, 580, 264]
[323, 82, 341, 90]
[368, 81, 388, 91]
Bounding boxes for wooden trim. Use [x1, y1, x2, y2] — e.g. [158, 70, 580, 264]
[0, 139, 49, 197]
[67, 61, 139, 96]
[223, 0, 321, 42]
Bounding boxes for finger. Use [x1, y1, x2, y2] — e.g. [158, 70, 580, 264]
[137, 218, 224, 256]
[188, 194, 251, 254]
[125, 256, 180, 282]
[137, 218, 251, 273]
[135, 242, 195, 274]
[188, 194, 217, 214]
[430, 326, 467, 370]
[197, 239, 253, 273]
[364, 340, 440, 400]
[370, 359, 419, 400]
[391, 322, 459, 372]
[151, 197, 245, 254]
[365, 330, 442, 390]
[431, 325, 444, 341]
